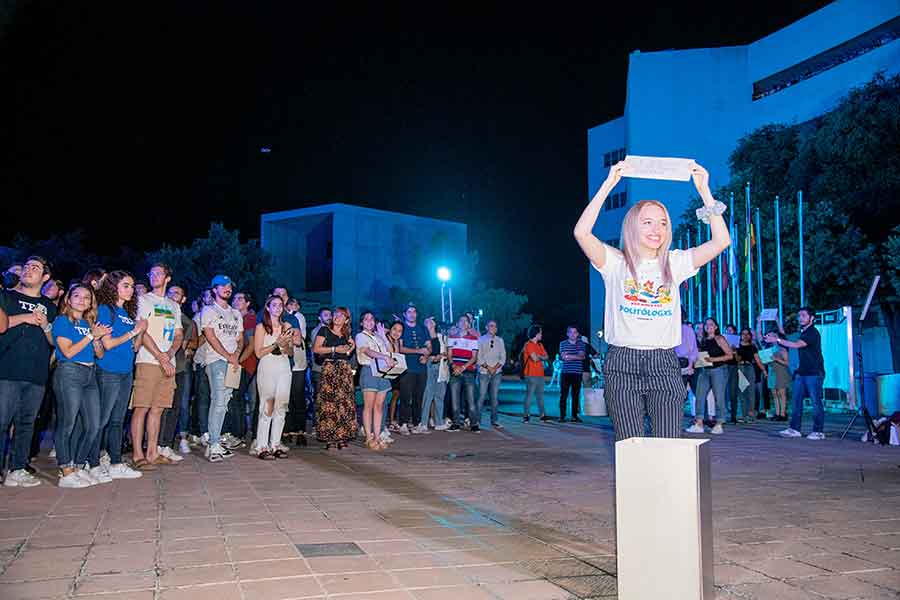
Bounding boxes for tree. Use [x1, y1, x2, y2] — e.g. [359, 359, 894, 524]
[676, 73, 900, 370]
[5, 230, 103, 283]
[145, 223, 275, 305]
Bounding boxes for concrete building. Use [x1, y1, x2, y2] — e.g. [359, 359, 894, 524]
[588, 0, 900, 341]
[260, 203, 467, 324]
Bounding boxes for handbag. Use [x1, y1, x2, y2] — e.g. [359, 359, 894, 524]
[371, 352, 407, 379]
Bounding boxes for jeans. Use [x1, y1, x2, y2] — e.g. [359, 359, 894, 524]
[176, 364, 193, 436]
[523, 376, 545, 417]
[448, 371, 476, 426]
[0, 379, 45, 471]
[398, 370, 427, 426]
[206, 360, 233, 446]
[191, 362, 210, 436]
[790, 375, 825, 433]
[89, 369, 132, 467]
[737, 364, 756, 418]
[285, 369, 306, 434]
[421, 362, 446, 426]
[160, 370, 188, 448]
[53, 363, 100, 468]
[225, 369, 251, 439]
[559, 373, 582, 419]
[726, 364, 738, 421]
[694, 367, 728, 422]
[477, 371, 502, 425]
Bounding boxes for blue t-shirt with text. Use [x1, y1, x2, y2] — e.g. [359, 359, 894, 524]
[52, 316, 95, 364]
[97, 304, 137, 374]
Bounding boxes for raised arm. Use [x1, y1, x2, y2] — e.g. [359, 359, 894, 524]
[689, 163, 731, 269]
[573, 162, 624, 270]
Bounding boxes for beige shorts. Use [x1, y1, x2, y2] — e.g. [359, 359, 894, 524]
[132, 363, 176, 409]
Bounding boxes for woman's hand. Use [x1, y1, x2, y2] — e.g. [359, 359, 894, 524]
[334, 344, 351, 354]
[691, 162, 712, 200]
[92, 323, 112, 338]
[604, 161, 625, 190]
[133, 319, 148, 335]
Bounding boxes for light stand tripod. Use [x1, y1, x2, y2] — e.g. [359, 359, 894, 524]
[840, 276, 881, 443]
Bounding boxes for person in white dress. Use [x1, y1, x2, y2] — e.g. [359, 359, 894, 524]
[253, 296, 294, 460]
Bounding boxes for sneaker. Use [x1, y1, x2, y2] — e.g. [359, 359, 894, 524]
[493, 423, 504, 430]
[448, 423, 461, 432]
[205, 443, 225, 463]
[444, 418, 453, 428]
[572, 416, 583, 423]
[523, 416, 530, 423]
[685, 423, 706, 434]
[471, 425, 480, 433]
[710, 423, 724, 435]
[540, 415, 550, 422]
[48, 448, 56, 459]
[412, 424, 430, 434]
[388, 422, 401, 432]
[398, 424, 411, 436]
[806, 432, 825, 440]
[77, 468, 99, 486]
[158, 446, 184, 462]
[429, 417, 435, 428]
[58, 471, 90, 488]
[189, 434, 203, 448]
[464, 418, 470, 428]
[107, 463, 142, 479]
[179, 438, 191, 454]
[220, 446, 235, 458]
[779, 428, 802, 438]
[200, 432, 210, 447]
[99, 451, 111, 468]
[3, 469, 42, 487]
[24, 464, 37, 475]
[434, 423, 450, 431]
[379, 430, 395, 444]
[221, 434, 244, 450]
[88, 466, 113, 484]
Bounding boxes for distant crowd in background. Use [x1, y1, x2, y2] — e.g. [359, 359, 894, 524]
[0, 257, 601, 490]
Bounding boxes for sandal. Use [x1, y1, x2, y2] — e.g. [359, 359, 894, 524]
[258, 450, 276, 461]
[153, 455, 173, 465]
[132, 458, 157, 471]
[273, 449, 288, 459]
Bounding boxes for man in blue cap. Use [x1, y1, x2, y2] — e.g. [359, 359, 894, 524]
[201, 274, 244, 462]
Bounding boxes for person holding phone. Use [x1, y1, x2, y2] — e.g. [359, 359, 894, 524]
[253, 295, 293, 459]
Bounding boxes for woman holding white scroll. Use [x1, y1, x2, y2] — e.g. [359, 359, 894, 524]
[573, 160, 730, 440]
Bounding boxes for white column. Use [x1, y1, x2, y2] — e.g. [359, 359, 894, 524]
[615, 438, 714, 599]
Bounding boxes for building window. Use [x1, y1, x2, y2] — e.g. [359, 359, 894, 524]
[752, 16, 900, 101]
[603, 147, 627, 168]
[604, 191, 627, 211]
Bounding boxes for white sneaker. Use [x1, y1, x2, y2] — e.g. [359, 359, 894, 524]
[434, 423, 450, 431]
[779, 428, 802, 438]
[444, 418, 452, 428]
[412, 424, 430, 434]
[4, 469, 42, 487]
[398, 424, 411, 436]
[158, 446, 184, 462]
[200, 432, 210, 447]
[107, 463, 142, 479]
[248, 440, 260, 456]
[806, 432, 825, 440]
[76, 469, 99, 486]
[189, 434, 203, 448]
[58, 471, 90, 488]
[685, 423, 705, 434]
[428, 417, 435, 428]
[99, 451, 111, 468]
[464, 418, 470, 428]
[88, 466, 113, 484]
[179, 438, 191, 454]
[275, 442, 289, 452]
[379, 430, 395, 444]
[48, 448, 56, 459]
[206, 443, 225, 463]
[710, 423, 724, 435]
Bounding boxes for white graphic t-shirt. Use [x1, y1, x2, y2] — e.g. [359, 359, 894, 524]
[136, 293, 183, 365]
[594, 248, 698, 349]
[200, 302, 243, 365]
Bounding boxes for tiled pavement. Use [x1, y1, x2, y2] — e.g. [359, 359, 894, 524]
[2, 405, 900, 599]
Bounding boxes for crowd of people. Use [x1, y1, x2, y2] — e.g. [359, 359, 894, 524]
[1, 256, 594, 489]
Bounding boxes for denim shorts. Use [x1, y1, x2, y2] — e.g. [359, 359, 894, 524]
[360, 365, 392, 393]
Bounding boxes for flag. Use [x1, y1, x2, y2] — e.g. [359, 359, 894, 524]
[746, 223, 755, 270]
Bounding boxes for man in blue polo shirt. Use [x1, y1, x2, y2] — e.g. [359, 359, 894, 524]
[558, 326, 586, 423]
[399, 303, 431, 434]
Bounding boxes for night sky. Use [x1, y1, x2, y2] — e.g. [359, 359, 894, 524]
[1, 1, 830, 329]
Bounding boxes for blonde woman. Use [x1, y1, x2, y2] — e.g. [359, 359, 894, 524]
[573, 161, 730, 440]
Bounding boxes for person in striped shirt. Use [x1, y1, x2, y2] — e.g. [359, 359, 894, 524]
[559, 327, 586, 422]
[447, 315, 479, 432]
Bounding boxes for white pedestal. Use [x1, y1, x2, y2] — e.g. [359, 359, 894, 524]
[615, 438, 713, 599]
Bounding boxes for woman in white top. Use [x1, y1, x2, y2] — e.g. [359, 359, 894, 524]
[253, 296, 294, 460]
[356, 311, 397, 450]
[573, 161, 730, 440]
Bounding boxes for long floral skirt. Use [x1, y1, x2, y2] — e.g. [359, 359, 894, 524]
[316, 360, 358, 443]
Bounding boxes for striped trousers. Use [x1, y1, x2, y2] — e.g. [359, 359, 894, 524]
[603, 345, 687, 441]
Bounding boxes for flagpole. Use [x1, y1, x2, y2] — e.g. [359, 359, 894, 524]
[697, 220, 703, 320]
[798, 190, 805, 307]
[730, 191, 739, 327]
[755, 207, 764, 315]
[774, 196, 783, 321]
[716, 250, 723, 326]
[685, 234, 693, 322]
[706, 224, 712, 322]
[746, 182, 753, 328]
